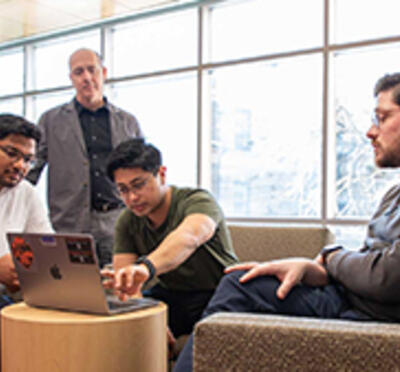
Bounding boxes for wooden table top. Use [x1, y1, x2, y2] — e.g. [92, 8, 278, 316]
[1, 301, 167, 324]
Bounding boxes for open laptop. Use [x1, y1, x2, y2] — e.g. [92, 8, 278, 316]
[6, 232, 158, 315]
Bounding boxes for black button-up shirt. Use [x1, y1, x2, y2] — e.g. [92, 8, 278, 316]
[74, 98, 122, 211]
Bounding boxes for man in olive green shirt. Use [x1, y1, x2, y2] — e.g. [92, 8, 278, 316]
[105, 138, 237, 341]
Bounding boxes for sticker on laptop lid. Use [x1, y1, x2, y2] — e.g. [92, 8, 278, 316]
[10, 236, 35, 270]
[66, 238, 95, 265]
[40, 235, 57, 246]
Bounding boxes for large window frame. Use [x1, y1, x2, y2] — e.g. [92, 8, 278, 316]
[1, 0, 399, 247]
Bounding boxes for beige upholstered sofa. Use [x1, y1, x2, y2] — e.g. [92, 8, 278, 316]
[192, 225, 400, 372]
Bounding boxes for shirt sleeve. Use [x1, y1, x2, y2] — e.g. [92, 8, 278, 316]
[179, 190, 224, 225]
[326, 186, 400, 303]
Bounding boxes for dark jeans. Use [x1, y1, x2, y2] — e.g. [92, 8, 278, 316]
[0, 294, 13, 309]
[95, 240, 113, 269]
[143, 284, 214, 338]
[173, 270, 370, 372]
[91, 208, 123, 268]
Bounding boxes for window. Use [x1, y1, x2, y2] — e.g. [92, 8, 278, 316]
[331, 0, 400, 43]
[31, 90, 74, 122]
[330, 43, 400, 218]
[0, 49, 23, 96]
[110, 73, 197, 187]
[208, 0, 323, 62]
[111, 9, 197, 77]
[0, 98, 23, 115]
[208, 55, 323, 217]
[31, 32, 100, 91]
[1, 0, 400, 247]
[328, 224, 368, 251]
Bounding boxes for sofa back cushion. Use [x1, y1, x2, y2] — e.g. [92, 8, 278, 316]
[228, 225, 335, 262]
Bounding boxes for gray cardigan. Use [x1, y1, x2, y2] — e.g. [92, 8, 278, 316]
[27, 99, 143, 232]
[327, 184, 400, 320]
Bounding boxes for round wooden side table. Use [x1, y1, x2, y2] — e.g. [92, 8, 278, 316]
[1, 301, 167, 372]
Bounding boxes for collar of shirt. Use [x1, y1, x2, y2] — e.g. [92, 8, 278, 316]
[73, 97, 109, 115]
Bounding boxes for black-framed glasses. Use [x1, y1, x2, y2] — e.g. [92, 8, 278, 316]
[371, 108, 400, 129]
[116, 175, 153, 197]
[0, 145, 36, 167]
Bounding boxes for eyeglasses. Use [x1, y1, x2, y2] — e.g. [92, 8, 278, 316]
[371, 108, 400, 129]
[116, 175, 152, 197]
[0, 145, 36, 167]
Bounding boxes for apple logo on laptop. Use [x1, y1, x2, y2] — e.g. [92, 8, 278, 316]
[50, 264, 62, 280]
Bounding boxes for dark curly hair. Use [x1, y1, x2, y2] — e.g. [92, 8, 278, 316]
[106, 138, 162, 182]
[0, 114, 41, 144]
[374, 73, 400, 105]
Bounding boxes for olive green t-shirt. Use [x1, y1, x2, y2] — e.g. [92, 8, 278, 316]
[113, 186, 238, 291]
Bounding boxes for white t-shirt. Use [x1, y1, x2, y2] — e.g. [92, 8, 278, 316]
[0, 180, 53, 256]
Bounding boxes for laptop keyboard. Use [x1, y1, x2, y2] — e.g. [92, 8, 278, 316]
[107, 298, 142, 309]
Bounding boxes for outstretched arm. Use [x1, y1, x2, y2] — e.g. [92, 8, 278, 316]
[147, 213, 216, 274]
[113, 213, 216, 297]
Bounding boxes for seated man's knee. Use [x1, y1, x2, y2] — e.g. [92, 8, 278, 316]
[218, 270, 246, 289]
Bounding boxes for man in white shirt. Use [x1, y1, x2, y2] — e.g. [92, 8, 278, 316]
[0, 114, 53, 299]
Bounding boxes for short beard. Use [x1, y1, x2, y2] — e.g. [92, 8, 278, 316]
[0, 168, 24, 189]
[376, 152, 400, 168]
[0, 178, 20, 189]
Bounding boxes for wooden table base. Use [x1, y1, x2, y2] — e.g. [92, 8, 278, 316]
[1, 302, 167, 372]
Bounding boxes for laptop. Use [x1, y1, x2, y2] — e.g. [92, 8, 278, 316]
[6, 232, 158, 315]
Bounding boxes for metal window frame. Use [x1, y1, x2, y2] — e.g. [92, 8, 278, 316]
[1, 0, 398, 229]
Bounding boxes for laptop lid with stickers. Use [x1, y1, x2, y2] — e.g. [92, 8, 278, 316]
[7, 232, 158, 315]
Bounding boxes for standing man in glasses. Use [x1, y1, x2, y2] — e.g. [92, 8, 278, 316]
[26, 48, 143, 268]
[0, 114, 53, 300]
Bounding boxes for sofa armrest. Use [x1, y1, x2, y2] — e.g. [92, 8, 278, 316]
[193, 313, 400, 372]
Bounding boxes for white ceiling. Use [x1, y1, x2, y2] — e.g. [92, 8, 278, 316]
[0, 0, 182, 45]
